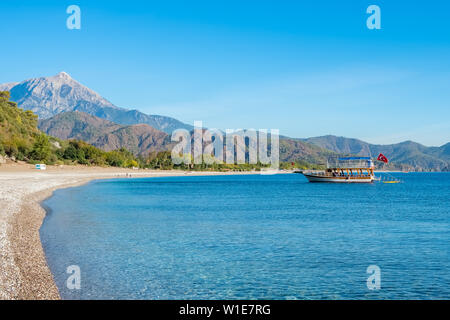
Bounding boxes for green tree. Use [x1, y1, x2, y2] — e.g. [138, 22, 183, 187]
[30, 134, 51, 161]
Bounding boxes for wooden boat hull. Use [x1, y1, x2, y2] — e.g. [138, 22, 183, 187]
[302, 173, 374, 183]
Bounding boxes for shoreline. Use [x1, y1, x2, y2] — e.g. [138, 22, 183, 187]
[0, 164, 260, 300]
[9, 180, 88, 299]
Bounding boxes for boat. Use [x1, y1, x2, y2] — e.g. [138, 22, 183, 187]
[301, 157, 375, 183]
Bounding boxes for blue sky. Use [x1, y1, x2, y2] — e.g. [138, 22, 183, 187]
[1, 0, 449, 146]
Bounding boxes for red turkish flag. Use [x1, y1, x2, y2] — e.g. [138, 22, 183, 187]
[377, 153, 389, 163]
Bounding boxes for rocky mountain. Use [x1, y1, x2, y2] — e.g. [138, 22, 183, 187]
[3, 72, 192, 134]
[303, 135, 450, 171]
[39, 111, 172, 156]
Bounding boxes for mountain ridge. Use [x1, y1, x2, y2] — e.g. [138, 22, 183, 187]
[38, 111, 172, 156]
[303, 135, 449, 171]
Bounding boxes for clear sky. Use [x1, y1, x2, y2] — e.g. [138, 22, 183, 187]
[1, 0, 449, 146]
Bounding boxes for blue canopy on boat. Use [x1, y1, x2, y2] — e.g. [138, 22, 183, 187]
[338, 157, 371, 160]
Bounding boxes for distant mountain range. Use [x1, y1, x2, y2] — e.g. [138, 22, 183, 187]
[1, 72, 192, 134]
[303, 135, 449, 171]
[38, 111, 333, 165]
[2, 72, 449, 171]
[39, 111, 172, 156]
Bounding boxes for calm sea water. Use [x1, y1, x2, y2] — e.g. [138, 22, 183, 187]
[40, 173, 450, 299]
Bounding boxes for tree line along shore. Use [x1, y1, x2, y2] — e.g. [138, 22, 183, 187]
[0, 91, 323, 172]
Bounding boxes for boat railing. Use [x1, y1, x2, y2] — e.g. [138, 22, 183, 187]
[304, 170, 325, 175]
[327, 159, 374, 169]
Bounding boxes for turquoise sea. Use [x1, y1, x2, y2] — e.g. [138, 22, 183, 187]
[40, 173, 450, 299]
